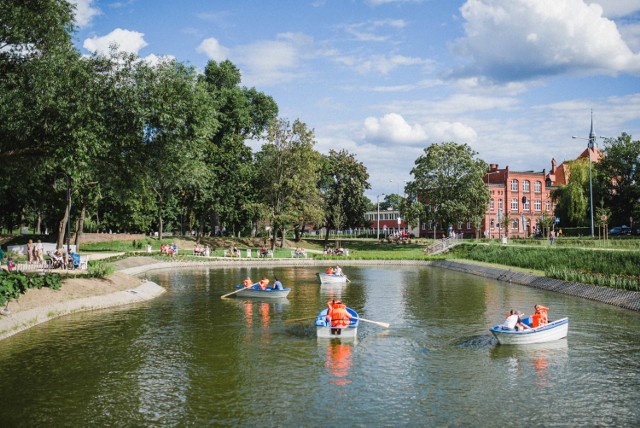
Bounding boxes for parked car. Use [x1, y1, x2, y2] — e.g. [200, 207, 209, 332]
[608, 226, 632, 236]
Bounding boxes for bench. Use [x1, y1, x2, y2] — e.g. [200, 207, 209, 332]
[224, 250, 241, 257]
[291, 250, 308, 258]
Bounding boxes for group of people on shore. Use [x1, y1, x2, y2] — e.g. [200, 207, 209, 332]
[160, 243, 178, 256]
[243, 276, 284, 291]
[501, 304, 549, 330]
[26, 239, 45, 264]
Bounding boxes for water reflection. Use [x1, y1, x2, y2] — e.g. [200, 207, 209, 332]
[490, 339, 569, 389]
[321, 340, 354, 388]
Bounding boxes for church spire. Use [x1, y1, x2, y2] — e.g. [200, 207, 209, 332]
[588, 109, 596, 150]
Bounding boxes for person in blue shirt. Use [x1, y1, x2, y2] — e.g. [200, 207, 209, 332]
[272, 277, 284, 290]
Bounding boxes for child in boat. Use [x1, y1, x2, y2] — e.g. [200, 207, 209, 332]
[531, 304, 549, 328]
[258, 276, 270, 290]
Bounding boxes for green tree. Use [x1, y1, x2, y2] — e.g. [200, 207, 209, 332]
[319, 149, 370, 244]
[552, 159, 590, 227]
[595, 133, 640, 227]
[407, 142, 489, 236]
[256, 118, 323, 249]
[200, 60, 278, 236]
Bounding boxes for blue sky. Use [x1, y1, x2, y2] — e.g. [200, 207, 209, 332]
[71, 0, 640, 200]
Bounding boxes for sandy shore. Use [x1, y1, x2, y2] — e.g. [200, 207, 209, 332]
[0, 257, 165, 341]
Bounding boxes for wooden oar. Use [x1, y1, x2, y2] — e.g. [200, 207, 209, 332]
[353, 317, 390, 328]
[220, 284, 256, 299]
[284, 316, 318, 323]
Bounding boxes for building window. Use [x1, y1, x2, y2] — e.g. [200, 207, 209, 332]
[466, 222, 471, 229]
[512, 219, 519, 230]
[490, 199, 494, 210]
[546, 201, 551, 211]
[534, 200, 542, 211]
[523, 180, 530, 192]
[534, 181, 542, 193]
[511, 198, 518, 211]
[498, 199, 503, 211]
[457, 222, 462, 229]
[511, 179, 518, 192]
[490, 219, 495, 229]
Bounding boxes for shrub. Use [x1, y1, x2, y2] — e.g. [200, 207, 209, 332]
[0, 271, 62, 307]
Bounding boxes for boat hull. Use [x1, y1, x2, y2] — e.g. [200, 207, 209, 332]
[490, 317, 569, 345]
[317, 272, 348, 284]
[315, 307, 359, 339]
[233, 285, 290, 299]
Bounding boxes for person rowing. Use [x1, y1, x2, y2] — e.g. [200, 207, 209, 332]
[330, 300, 352, 335]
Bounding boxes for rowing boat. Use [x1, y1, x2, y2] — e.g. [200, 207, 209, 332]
[315, 307, 359, 338]
[233, 285, 291, 298]
[317, 272, 348, 284]
[490, 317, 569, 345]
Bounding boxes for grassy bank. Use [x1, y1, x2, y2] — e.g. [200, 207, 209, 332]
[449, 243, 640, 291]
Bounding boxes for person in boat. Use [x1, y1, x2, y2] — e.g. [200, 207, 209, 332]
[334, 265, 343, 276]
[272, 277, 283, 290]
[326, 299, 336, 322]
[531, 304, 549, 328]
[243, 276, 253, 288]
[501, 310, 530, 331]
[330, 300, 352, 335]
[258, 276, 270, 290]
[325, 266, 335, 275]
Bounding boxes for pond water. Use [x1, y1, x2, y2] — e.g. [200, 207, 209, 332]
[0, 265, 639, 426]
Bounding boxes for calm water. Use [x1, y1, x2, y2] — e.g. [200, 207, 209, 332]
[0, 265, 639, 427]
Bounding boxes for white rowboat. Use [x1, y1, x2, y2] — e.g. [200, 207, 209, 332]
[490, 317, 569, 345]
[315, 307, 359, 339]
[233, 285, 290, 299]
[317, 272, 348, 284]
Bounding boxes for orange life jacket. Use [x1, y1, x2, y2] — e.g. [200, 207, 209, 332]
[258, 279, 268, 290]
[330, 304, 351, 328]
[326, 267, 334, 274]
[535, 306, 549, 325]
[243, 279, 252, 287]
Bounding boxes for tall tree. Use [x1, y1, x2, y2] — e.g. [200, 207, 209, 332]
[319, 149, 370, 244]
[407, 142, 489, 235]
[200, 60, 278, 235]
[256, 118, 323, 249]
[595, 133, 640, 227]
[552, 159, 590, 227]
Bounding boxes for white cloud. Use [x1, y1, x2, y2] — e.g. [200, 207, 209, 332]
[453, 0, 640, 82]
[83, 28, 148, 55]
[196, 37, 229, 61]
[335, 53, 431, 74]
[364, 113, 428, 144]
[70, 0, 101, 28]
[588, 0, 640, 18]
[143, 54, 176, 66]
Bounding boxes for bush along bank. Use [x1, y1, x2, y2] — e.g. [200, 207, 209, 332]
[451, 243, 640, 291]
[0, 271, 62, 308]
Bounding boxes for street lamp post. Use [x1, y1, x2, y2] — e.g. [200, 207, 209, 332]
[376, 193, 385, 240]
[54, 172, 71, 254]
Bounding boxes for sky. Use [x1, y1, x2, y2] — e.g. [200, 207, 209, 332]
[70, 0, 640, 200]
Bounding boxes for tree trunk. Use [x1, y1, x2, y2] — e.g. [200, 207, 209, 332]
[36, 211, 41, 235]
[280, 227, 285, 248]
[158, 208, 164, 240]
[56, 209, 69, 250]
[74, 205, 86, 250]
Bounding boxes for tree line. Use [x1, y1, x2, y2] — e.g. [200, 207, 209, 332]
[0, 0, 372, 249]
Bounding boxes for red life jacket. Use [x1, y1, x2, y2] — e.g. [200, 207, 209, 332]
[243, 279, 253, 288]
